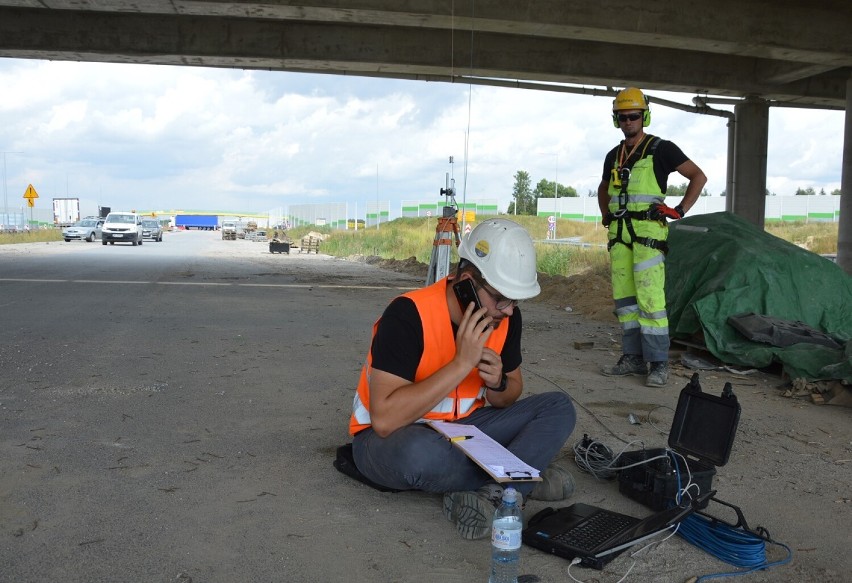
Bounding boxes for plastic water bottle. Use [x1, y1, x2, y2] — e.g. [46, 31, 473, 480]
[489, 486, 522, 583]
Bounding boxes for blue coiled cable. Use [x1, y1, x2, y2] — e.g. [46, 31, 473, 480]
[670, 451, 792, 581]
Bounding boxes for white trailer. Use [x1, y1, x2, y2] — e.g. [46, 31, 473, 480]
[53, 198, 81, 227]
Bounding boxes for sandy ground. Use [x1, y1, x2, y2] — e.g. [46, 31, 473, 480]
[0, 234, 849, 583]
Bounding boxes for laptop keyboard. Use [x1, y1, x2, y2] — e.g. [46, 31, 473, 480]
[552, 511, 636, 553]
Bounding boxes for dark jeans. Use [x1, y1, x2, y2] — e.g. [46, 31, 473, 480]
[351, 392, 576, 497]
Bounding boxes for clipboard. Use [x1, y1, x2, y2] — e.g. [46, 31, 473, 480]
[428, 421, 542, 483]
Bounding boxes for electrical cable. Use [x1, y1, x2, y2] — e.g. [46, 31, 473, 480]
[521, 367, 793, 580]
[521, 365, 632, 445]
[670, 454, 793, 581]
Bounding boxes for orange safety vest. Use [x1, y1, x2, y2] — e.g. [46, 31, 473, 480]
[349, 277, 509, 435]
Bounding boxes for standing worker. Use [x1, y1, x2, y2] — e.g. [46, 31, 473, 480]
[597, 87, 707, 387]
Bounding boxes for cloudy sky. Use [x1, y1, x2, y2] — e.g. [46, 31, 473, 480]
[0, 58, 844, 219]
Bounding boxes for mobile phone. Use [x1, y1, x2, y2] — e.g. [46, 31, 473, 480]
[453, 278, 482, 313]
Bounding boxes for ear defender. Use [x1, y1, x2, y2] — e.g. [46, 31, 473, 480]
[612, 113, 620, 128]
[643, 108, 651, 127]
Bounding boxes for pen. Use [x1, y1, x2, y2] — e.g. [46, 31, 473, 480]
[449, 435, 474, 443]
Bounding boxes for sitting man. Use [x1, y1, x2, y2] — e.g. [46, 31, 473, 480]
[349, 218, 576, 539]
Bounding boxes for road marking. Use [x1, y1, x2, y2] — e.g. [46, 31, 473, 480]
[0, 278, 415, 291]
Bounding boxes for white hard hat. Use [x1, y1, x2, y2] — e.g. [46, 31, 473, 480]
[458, 218, 540, 300]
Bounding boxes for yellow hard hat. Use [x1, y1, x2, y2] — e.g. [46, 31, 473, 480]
[612, 87, 649, 111]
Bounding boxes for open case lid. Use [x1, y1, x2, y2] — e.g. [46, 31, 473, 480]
[668, 373, 741, 467]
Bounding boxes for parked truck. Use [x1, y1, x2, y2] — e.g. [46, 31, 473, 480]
[52, 198, 81, 228]
[174, 214, 218, 230]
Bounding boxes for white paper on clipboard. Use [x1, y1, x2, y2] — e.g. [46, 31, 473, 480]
[428, 420, 542, 483]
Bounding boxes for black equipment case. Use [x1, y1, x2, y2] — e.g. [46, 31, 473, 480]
[617, 373, 741, 511]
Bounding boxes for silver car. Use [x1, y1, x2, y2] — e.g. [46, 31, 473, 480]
[63, 217, 104, 242]
[141, 219, 164, 242]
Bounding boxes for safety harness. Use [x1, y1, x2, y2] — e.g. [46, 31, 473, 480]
[607, 137, 669, 254]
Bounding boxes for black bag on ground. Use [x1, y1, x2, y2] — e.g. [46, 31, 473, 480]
[333, 443, 401, 493]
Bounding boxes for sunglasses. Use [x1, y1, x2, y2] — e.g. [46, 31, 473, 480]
[616, 113, 643, 122]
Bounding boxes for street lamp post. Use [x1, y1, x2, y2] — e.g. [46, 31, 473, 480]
[554, 152, 559, 199]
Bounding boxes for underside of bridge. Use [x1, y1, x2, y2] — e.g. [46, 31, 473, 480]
[0, 1, 850, 271]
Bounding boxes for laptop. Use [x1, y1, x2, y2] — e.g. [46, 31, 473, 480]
[522, 491, 713, 570]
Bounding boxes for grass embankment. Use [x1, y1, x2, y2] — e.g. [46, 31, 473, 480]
[4, 219, 838, 278]
[288, 216, 611, 278]
[0, 230, 63, 245]
[289, 216, 839, 278]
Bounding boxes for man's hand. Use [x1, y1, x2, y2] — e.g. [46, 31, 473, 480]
[454, 301, 492, 370]
[648, 203, 684, 221]
[602, 212, 616, 227]
[477, 347, 503, 389]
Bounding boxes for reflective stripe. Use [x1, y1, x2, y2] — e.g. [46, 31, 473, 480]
[622, 320, 641, 330]
[430, 397, 456, 414]
[640, 324, 670, 335]
[640, 308, 668, 320]
[634, 253, 665, 272]
[352, 393, 371, 425]
[458, 394, 483, 415]
[616, 304, 638, 318]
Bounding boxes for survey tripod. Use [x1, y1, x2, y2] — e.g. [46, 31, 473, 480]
[426, 175, 460, 285]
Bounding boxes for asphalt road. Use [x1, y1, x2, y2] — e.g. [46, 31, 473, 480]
[1, 232, 425, 582]
[1, 231, 849, 583]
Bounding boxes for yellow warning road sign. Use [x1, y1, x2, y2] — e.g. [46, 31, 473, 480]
[23, 184, 39, 200]
[27, 198, 34, 208]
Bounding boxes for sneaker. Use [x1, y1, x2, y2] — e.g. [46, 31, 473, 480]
[601, 354, 647, 377]
[529, 462, 576, 501]
[646, 361, 670, 387]
[442, 483, 503, 540]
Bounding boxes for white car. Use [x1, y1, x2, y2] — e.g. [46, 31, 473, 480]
[62, 217, 104, 242]
[101, 212, 144, 246]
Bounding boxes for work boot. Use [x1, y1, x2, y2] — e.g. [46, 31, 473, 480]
[646, 361, 670, 387]
[529, 462, 576, 501]
[442, 483, 503, 540]
[601, 354, 647, 377]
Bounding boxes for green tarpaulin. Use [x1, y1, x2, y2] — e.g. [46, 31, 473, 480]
[666, 212, 852, 382]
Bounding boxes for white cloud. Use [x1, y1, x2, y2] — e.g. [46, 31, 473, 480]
[0, 59, 844, 218]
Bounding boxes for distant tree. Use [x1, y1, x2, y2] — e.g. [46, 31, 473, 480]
[795, 187, 816, 196]
[508, 170, 535, 215]
[832, 188, 841, 195]
[719, 189, 726, 197]
[533, 179, 578, 199]
[587, 189, 597, 197]
[667, 183, 687, 197]
[819, 188, 827, 196]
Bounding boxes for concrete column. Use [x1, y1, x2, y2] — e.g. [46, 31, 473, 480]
[837, 75, 852, 275]
[731, 97, 769, 226]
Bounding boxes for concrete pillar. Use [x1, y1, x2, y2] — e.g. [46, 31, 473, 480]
[837, 75, 852, 275]
[731, 97, 769, 226]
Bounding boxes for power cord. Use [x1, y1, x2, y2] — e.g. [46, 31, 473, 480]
[572, 434, 617, 479]
[670, 454, 793, 581]
[521, 367, 793, 581]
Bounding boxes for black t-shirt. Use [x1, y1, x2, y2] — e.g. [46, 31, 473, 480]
[601, 135, 689, 194]
[370, 296, 523, 382]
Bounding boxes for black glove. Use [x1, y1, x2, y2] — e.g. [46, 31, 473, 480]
[602, 212, 616, 227]
[648, 204, 685, 221]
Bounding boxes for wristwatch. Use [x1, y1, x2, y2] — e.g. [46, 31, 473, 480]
[487, 373, 508, 392]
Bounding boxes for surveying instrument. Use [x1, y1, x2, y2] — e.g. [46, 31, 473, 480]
[426, 169, 461, 285]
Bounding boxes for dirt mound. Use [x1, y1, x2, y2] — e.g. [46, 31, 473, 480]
[366, 255, 429, 277]
[533, 270, 614, 321]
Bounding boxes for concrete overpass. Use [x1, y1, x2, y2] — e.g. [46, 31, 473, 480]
[0, 1, 850, 271]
